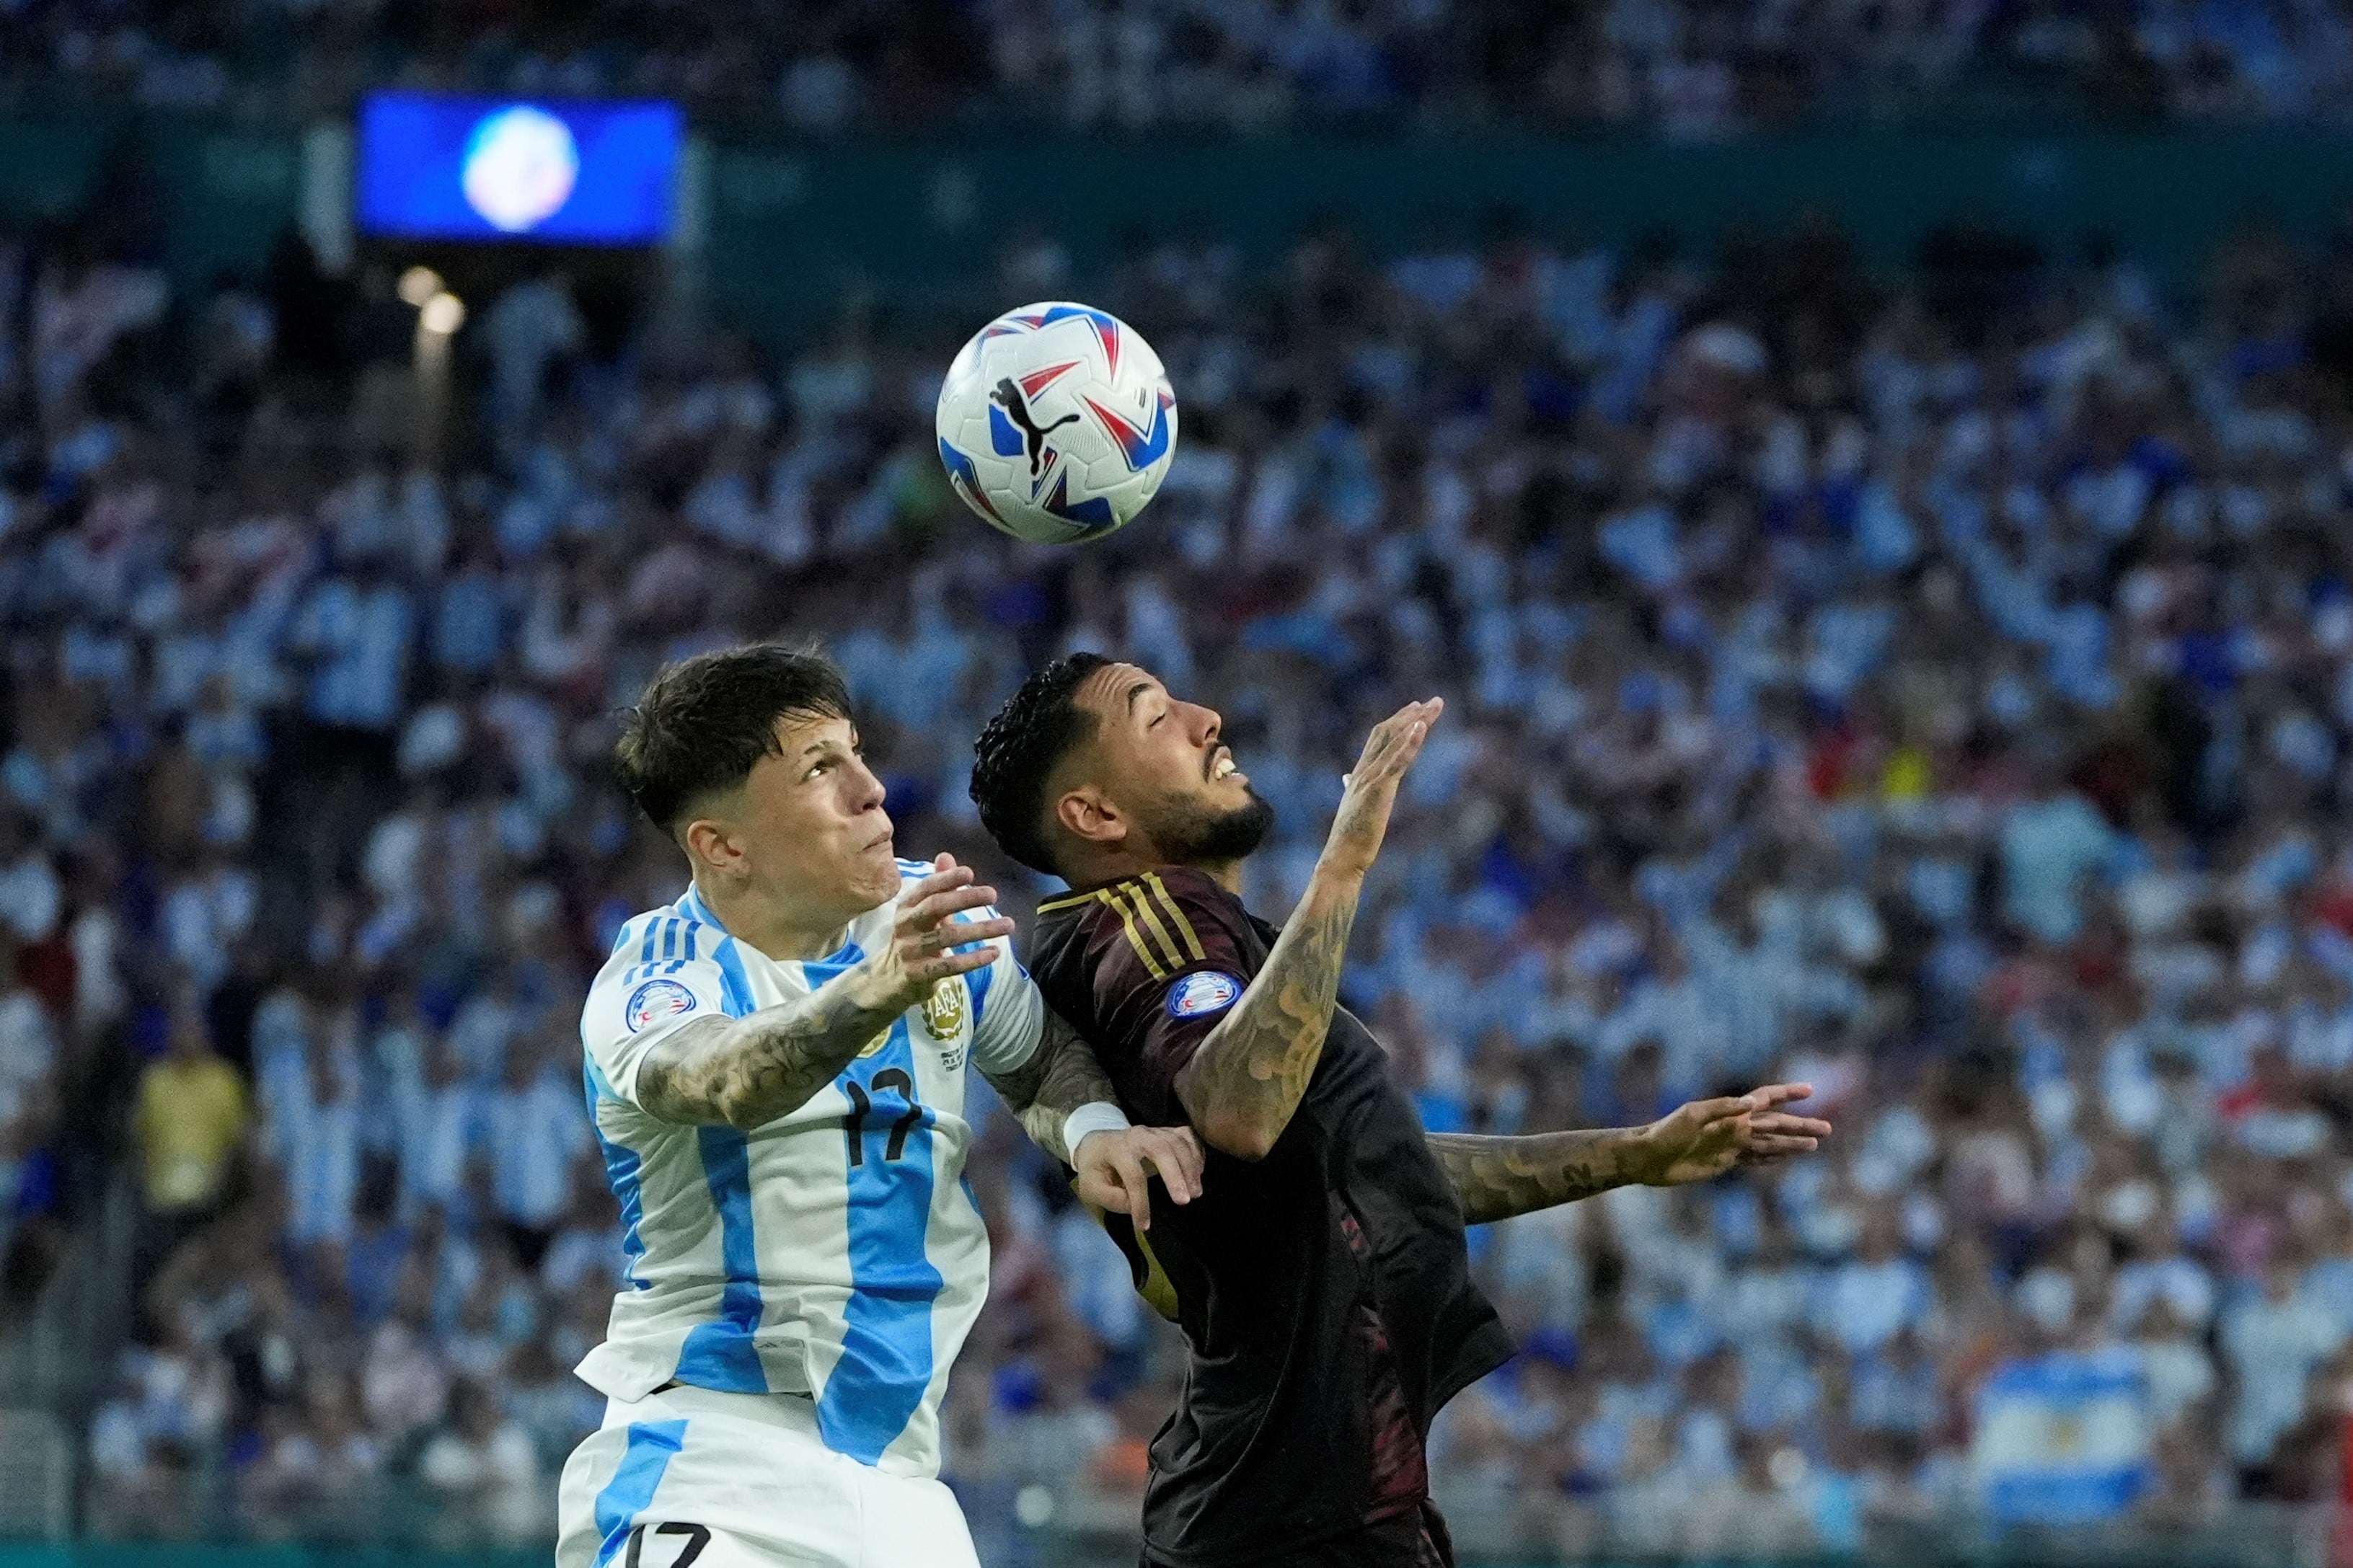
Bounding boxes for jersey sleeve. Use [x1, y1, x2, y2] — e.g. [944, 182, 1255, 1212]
[961, 907, 1046, 1078]
[1090, 877, 1255, 1127]
[580, 916, 738, 1109]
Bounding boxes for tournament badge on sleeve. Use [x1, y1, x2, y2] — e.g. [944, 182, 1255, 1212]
[625, 978, 699, 1032]
[1165, 970, 1243, 1019]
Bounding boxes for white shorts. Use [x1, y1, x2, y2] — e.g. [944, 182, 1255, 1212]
[555, 1383, 981, 1568]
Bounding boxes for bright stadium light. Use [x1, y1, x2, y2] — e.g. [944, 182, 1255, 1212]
[420, 291, 466, 335]
[397, 265, 443, 306]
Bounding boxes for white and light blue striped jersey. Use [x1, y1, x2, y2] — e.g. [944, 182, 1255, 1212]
[576, 861, 1043, 1479]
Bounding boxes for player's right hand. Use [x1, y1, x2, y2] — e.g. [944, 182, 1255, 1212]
[1074, 1124, 1206, 1232]
[1319, 699, 1442, 882]
[1630, 1083, 1833, 1187]
[857, 853, 1012, 1014]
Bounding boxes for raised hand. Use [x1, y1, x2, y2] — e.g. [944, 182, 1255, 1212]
[1628, 1083, 1832, 1187]
[637, 854, 1021, 1130]
[1320, 699, 1442, 882]
[1174, 701, 1442, 1159]
[853, 853, 1013, 1015]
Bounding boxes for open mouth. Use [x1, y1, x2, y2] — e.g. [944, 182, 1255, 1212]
[1209, 748, 1238, 781]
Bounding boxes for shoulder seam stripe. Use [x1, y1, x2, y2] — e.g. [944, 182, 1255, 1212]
[1098, 889, 1170, 981]
[1142, 873, 1207, 962]
[1036, 880, 1198, 976]
[1114, 882, 1188, 975]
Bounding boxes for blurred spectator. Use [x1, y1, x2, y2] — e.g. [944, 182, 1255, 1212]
[416, 1378, 546, 1547]
[131, 1006, 246, 1271]
[235, 1374, 381, 1541]
[480, 1036, 588, 1270]
[2222, 1255, 2344, 1472]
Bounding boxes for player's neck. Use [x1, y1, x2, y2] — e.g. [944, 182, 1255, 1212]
[1195, 858, 1245, 896]
[693, 874, 860, 964]
[1071, 849, 1245, 898]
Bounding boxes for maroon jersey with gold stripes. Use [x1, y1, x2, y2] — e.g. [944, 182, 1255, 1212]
[1027, 867, 1512, 1568]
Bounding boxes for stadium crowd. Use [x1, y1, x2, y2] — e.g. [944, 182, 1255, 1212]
[0, 0, 2348, 133]
[5, 197, 2353, 1553]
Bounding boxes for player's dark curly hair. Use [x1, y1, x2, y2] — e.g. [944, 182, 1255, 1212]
[970, 652, 1112, 875]
[616, 642, 853, 836]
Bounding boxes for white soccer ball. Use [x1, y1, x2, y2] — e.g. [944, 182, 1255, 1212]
[935, 302, 1177, 544]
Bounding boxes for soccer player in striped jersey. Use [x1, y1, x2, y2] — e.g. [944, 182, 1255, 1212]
[555, 644, 1204, 1568]
[969, 655, 1831, 1568]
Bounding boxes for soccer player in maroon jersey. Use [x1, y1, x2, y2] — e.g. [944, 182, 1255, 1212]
[968, 654, 1832, 1568]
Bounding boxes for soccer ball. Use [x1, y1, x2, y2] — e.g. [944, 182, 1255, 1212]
[935, 302, 1178, 544]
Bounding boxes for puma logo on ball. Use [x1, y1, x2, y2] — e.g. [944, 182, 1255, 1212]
[989, 377, 1081, 479]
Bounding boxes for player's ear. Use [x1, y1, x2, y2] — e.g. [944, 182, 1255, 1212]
[1054, 784, 1125, 849]
[681, 815, 744, 878]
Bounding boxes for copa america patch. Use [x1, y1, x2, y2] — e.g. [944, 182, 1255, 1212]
[1165, 970, 1243, 1020]
[625, 978, 699, 1032]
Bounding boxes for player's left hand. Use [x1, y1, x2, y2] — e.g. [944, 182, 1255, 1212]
[1074, 1125, 1206, 1231]
[1629, 1083, 1832, 1187]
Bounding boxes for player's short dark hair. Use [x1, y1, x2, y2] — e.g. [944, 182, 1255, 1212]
[970, 652, 1113, 875]
[616, 643, 853, 835]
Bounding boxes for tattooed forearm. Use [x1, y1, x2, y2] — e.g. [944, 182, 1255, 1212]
[628, 860, 1017, 1128]
[1163, 700, 1433, 1161]
[1426, 1128, 1646, 1224]
[635, 983, 901, 1129]
[981, 1008, 1120, 1164]
[1173, 873, 1362, 1160]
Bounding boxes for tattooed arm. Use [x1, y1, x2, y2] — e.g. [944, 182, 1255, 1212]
[981, 1008, 1121, 1162]
[1175, 699, 1442, 1160]
[1429, 1084, 1835, 1224]
[982, 1008, 1205, 1229]
[633, 857, 1010, 1129]
[1426, 1128, 1646, 1224]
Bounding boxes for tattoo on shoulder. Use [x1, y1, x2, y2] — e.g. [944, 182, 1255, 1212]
[1173, 889, 1356, 1156]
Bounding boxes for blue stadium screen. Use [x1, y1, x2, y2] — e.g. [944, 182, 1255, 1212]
[357, 93, 681, 244]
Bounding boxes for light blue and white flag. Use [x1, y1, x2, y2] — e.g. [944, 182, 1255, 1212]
[1973, 1350, 2150, 1524]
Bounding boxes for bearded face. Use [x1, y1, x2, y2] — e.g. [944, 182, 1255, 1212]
[1138, 783, 1275, 867]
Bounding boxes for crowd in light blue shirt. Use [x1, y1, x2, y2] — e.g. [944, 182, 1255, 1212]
[27, 205, 2353, 1551]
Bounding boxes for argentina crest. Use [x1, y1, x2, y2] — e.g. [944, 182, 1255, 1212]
[922, 976, 966, 1041]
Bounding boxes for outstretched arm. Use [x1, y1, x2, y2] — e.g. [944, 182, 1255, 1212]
[1426, 1128, 1646, 1225]
[1174, 700, 1441, 1160]
[981, 1008, 1204, 1231]
[635, 858, 1008, 1129]
[1428, 1084, 1832, 1225]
